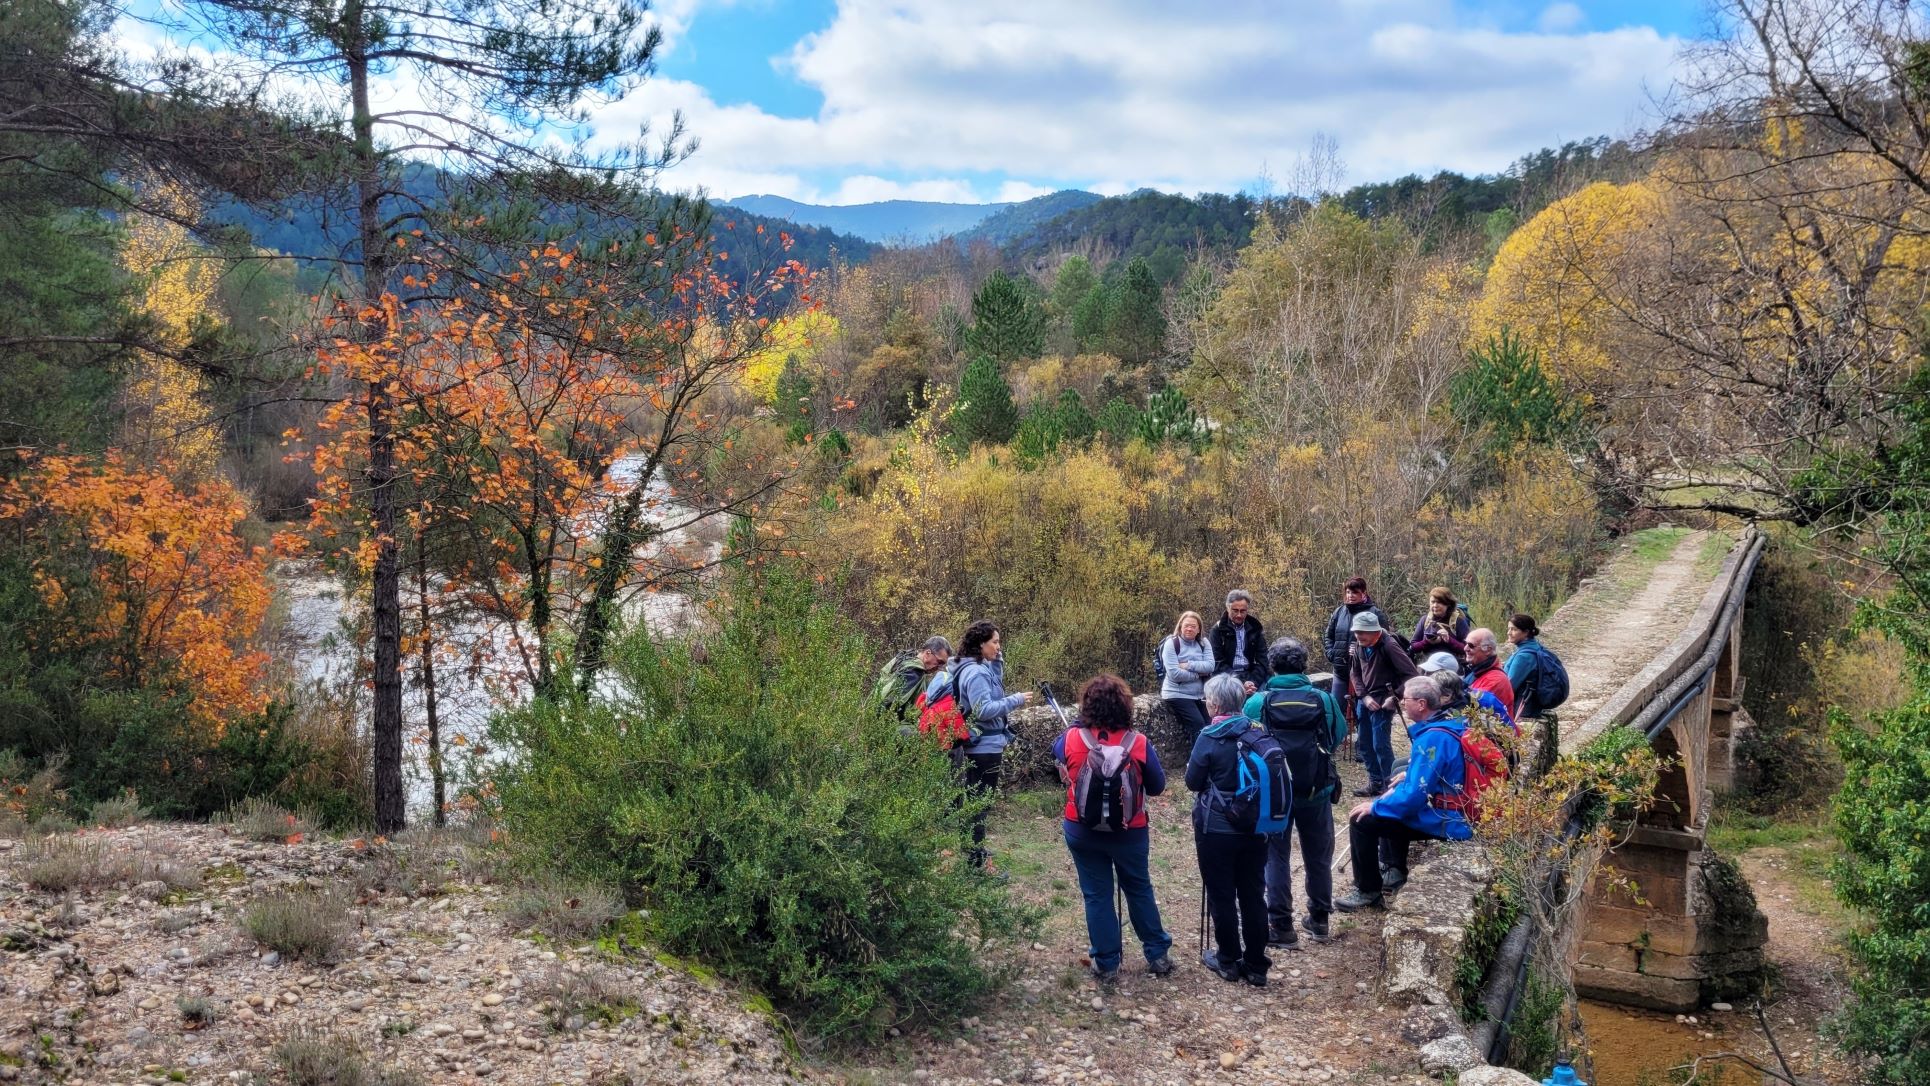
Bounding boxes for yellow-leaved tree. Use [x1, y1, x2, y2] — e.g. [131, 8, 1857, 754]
[740, 310, 840, 404]
[120, 182, 222, 478]
[1468, 179, 1663, 385]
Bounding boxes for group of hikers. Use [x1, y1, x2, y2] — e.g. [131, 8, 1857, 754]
[874, 579, 1569, 987]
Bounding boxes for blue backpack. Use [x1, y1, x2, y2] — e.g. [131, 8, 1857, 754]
[1211, 729, 1292, 835]
[1521, 642, 1571, 712]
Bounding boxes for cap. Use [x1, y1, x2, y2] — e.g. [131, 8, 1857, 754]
[1420, 651, 1459, 674]
[1350, 611, 1383, 634]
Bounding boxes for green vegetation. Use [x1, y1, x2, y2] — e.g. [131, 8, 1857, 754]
[491, 567, 1038, 1044]
[239, 887, 353, 962]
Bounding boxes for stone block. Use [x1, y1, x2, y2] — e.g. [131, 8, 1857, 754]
[1418, 1033, 1481, 1075]
[1576, 940, 1638, 972]
[1574, 965, 1701, 1011]
[1458, 1067, 1540, 1086]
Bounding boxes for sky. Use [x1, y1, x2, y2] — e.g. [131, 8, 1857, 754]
[118, 0, 1714, 206]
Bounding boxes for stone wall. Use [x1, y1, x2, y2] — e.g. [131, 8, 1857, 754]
[998, 695, 1184, 784]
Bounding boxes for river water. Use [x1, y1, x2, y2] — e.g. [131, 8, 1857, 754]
[1577, 1000, 1754, 1086]
[272, 458, 719, 816]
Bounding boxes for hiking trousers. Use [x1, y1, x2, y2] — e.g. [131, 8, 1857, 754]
[1064, 827, 1172, 973]
[1162, 697, 1211, 750]
[962, 751, 1002, 866]
[1358, 706, 1396, 788]
[1265, 800, 1336, 927]
[1347, 812, 1442, 893]
[1194, 831, 1270, 977]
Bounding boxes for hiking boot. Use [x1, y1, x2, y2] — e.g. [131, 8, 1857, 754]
[1333, 889, 1384, 912]
[1300, 915, 1331, 943]
[1379, 865, 1408, 892]
[1200, 950, 1243, 983]
[1352, 784, 1379, 797]
[1088, 963, 1119, 983]
[1266, 925, 1300, 949]
[1146, 955, 1175, 977]
[1242, 969, 1268, 988]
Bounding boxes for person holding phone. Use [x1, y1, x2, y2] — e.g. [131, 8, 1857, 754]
[954, 620, 1031, 873]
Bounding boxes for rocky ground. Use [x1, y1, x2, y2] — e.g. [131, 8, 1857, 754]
[0, 823, 803, 1086]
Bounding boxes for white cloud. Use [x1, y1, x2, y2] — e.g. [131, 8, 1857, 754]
[1537, 3, 1587, 32]
[592, 0, 1686, 201]
[994, 179, 1056, 202]
[827, 175, 981, 203]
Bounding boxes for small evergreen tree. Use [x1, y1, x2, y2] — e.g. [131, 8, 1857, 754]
[1012, 402, 1063, 469]
[774, 356, 814, 445]
[954, 355, 1019, 446]
[965, 270, 1045, 365]
[1096, 396, 1142, 444]
[1056, 388, 1096, 447]
[1072, 283, 1111, 354]
[1104, 257, 1168, 365]
[1450, 328, 1585, 453]
[1136, 387, 1208, 449]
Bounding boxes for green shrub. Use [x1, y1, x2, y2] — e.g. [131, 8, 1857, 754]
[1829, 697, 1930, 1085]
[491, 567, 1037, 1045]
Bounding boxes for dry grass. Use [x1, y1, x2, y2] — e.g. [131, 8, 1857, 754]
[272, 1028, 424, 1086]
[498, 878, 623, 942]
[18, 836, 201, 894]
[224, 796, 314, 842]
[239, 886, 354, 963]
[88, 791, 148, 828]
[533, 964, 638, 1031]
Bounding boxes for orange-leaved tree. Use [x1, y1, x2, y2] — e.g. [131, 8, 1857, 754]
[0, 452, 271, 726]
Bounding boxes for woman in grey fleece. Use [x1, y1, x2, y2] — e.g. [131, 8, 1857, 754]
[954, 619, 1031, 872]
[1159, 610, 1216, 747]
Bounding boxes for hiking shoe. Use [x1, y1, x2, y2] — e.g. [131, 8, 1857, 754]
[1089, 963, 1119, 983]
[1333, 889, 1384, 912]
[1300, 915, 1331, 943]
[1146, 955, 1175, 977]
[1242, 969, 1268, 988]
[1200, 950, 1243, 983]
[1379, 866, 1409, 892]
[1266, 925, 1300, 949]
[1352, 785, 1379, 797]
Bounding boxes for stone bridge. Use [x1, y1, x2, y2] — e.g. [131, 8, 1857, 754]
[1377, 527, 1771, 1074]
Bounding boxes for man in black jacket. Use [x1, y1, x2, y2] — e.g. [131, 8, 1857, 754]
[1210, 589, 1268, 693]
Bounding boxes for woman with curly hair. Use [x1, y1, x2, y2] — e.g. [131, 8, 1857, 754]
[1052, 674, 1174, 982]
[953, 619, 1030, 871]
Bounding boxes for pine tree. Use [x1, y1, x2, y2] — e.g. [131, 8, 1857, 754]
[965, 271, 1045, 366]
[1105, 257, 1168, 365]
[1056, 388, 1096, 447]
[1072, 283, 1110, 354]
[1048, 257, 1098, 354]
[954, 355, 1019, 446]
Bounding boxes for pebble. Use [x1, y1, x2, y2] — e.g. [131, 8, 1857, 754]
[1220, 1053, 1238, 1070]
[345, 996, 370, 1011]
[428, 1023, 456, 1037]
[138, 997, 162, 1011]
[280, 990, 300, 1005]
[482, 993, 504, 1006]
[1090, 997, 1103, 1010]
[1711, 1002, 1733, 1012]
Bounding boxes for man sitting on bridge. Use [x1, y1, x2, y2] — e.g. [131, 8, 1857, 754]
[1334, 677, 1474, 910]
[1462, 628, 1515, 713]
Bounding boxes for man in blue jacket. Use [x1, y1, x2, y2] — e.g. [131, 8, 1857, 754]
[1334, 677, 1473, 911]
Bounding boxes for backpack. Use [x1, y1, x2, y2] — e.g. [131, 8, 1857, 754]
[915, 671, 969, 748]
[1065, 729, 1146, 832]
[872, 650, 923, 720]
[1523, 642, 1571, 711]
[1421, 724, 1509, 823]
[1260, 686, 1339, 803]
[1151, 636, 1174, 684]
[1206, 729, 1292, 835]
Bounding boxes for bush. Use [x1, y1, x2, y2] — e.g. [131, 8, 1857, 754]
[18, 835, 200, 893]
[498, 878, 623, 942]
[533, 965, 638, 1031]
[88, 791, 148, 828]
[1830, 697, 1930, 1085]
[491, 567, 1037, 1044]
[224, 796, 313, 842]
[272, 1029, 422, 1086]
[240, 887, 353, 962]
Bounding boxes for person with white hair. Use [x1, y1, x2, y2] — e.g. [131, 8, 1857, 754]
[1335, 676, 1476, 911]
[1462, 628, 1516, 713]
[1185, 673, 1274, 986]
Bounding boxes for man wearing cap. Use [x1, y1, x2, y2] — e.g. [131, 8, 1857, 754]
[1349, 609, 1418, 796]
[1420, 651, 1515, 731]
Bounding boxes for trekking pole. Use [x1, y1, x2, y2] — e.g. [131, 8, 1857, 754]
[1198, 883, 1207, 955]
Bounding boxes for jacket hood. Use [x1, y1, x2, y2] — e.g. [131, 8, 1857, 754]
[1407, 712, 1467, 739]
[1265, 674, 1314, 690]
[1203, 712, 1252, 739]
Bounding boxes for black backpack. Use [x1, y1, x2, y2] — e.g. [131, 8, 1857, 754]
[1260, 686, 1340, 803]
[1151, 635, 1174, 684]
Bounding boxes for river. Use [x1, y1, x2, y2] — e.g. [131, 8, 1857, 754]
[271, 458, 720, 816]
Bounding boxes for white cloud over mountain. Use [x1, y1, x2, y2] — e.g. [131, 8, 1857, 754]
[597, 0, 1686, 204]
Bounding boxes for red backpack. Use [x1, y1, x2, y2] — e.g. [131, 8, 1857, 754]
[915, 674, 970, 748]
[1422, 725, 1508, 823]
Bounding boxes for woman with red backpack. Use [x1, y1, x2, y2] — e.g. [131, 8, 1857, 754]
[1052, 674, 1176, 983]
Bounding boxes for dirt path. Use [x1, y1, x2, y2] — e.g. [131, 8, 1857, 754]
[856, 529, 1742, 1086]
[1543, 529, 1725, 738]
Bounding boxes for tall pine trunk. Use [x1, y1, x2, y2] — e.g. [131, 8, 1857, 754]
[347, 8, 406, 833]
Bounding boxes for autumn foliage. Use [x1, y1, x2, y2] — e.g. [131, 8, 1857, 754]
[0, 453, 271, 726]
